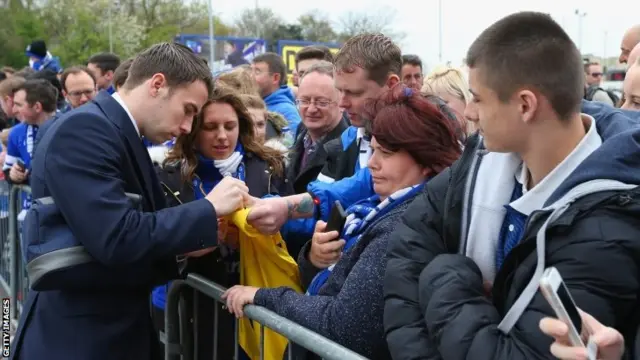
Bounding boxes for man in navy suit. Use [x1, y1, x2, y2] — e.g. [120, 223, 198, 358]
[11, 43, 250, 360]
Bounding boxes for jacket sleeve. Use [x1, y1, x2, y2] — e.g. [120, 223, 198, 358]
[418, 217, 640, 360]
[43, 112, 219, 266]
[254, 232, 389, 356]
[383, 168, 450, 360]
[3, 126, 24, 183]
[296, 240, 323, 290]
[308, 167, 375, 221]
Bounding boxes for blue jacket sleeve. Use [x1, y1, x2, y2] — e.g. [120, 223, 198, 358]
[42, 113, 218, 266]
[307, 167, 374, 221]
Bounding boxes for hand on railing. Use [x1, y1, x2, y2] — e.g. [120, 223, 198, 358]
[222, 285, 259, 318]
[9, 163, 28, 183]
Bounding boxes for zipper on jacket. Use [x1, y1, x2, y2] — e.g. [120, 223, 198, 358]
[458, 146, 485, 255]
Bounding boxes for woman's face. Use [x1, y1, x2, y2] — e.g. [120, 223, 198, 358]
[196, 102, 240, 160]
[437, 91, 467, 119]
[436, 91, 474, 133]
[248, 107, 267, 143]
[367, 137, 427, 199]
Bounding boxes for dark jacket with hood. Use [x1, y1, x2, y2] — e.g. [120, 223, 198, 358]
[384, 101, 640, 360]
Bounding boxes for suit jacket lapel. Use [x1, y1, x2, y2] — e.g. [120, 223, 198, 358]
[92, 91, 159, 211]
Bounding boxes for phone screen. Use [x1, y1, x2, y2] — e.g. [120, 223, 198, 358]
[557, 282, 582, 334]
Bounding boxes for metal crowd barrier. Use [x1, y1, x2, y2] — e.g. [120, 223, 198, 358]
[0, 182, 369, 359]
[0, 183, 31, 330]
[165, 273, 369, 360]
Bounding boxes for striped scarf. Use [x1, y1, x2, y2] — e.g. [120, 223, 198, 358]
[306, 183, 425, 295]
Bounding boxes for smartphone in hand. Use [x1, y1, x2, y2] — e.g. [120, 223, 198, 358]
[539, 267, 589, 348]
[325, 200, 347, 235]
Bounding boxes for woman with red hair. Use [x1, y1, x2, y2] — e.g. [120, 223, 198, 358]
[223, 84, 461, 359]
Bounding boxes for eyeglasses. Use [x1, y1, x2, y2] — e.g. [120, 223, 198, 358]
[296, 99, 335, 109]
[590, 72, 603, 77]
[68, 89, 96, 98]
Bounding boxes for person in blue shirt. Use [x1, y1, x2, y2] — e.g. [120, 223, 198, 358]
[3, 79, 58, 185]
[251, 53, 302, 134]
[87, 52, 121, 95]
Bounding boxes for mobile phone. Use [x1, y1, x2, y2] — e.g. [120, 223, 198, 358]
[16, 159, 25, 170]
[539, 267, 585, 348]
[325, 201, 347, 235]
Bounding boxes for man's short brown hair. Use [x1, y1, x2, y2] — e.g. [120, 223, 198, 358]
[0, 76, 26, 97]
[295, 46, 334, 69]
[466, 11, 583, 120]
[60, 66, 97, 92]
[252, 53, 288, 87]
[334, 33, 402, 86]
[124, 42, 213, 96]
[113, 58, 134, 90]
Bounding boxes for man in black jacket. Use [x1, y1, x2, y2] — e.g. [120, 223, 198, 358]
[384, 12, 640, 360]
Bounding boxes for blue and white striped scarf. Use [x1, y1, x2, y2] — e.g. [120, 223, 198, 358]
[306, 183, 425, 295]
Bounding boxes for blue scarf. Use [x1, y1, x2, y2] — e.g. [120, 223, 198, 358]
[306, 183, 425, 296]
[192, 143, 245, 199]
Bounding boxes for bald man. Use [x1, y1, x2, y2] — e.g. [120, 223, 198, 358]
[628, 43, 640, 69]
[620, 25, 640, 64]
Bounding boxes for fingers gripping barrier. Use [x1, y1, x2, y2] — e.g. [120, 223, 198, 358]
[165, 273, 369, 360]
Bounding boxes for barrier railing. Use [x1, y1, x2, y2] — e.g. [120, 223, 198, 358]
[165, 273, 369, 360]
[0, 183, 370, 359]
[0, 183, 31, 330]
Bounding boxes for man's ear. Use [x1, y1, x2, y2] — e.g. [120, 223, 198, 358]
[105, 70, 115, 82]
[273, 72, 281, 87]
[386, 73, 400, 88]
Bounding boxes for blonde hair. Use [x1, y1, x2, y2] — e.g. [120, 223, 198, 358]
[216, 67, 260, 96]
[422, 66, 471, 104]
[1, 129, 10, 147]
[241, 94, 266, 110]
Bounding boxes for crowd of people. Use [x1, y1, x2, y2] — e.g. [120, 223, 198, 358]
[2, 10, 640, 360]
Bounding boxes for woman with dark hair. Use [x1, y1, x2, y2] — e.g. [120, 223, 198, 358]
[222, 84, 461, 359]
[152, 86, 291, 359]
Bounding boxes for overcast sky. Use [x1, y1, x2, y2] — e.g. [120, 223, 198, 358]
[211, 0, 638, 70]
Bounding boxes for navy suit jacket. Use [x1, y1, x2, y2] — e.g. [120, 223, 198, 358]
[11, 91, 218, 360]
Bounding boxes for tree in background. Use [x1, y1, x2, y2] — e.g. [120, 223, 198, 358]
[337, 7, 405, 43]
[0, 1, 403, 69]
[232, 7, 403, 48]
[0, 0, 233, 68]
[298, 12, 337, 43]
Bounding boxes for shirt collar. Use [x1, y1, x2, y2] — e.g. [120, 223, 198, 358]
[510, 114, 602, 216]
[111, 92, 140, 137]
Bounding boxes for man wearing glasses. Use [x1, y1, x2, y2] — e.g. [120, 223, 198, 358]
[584, 62, 616, 106]
[60, 66, 98, 109]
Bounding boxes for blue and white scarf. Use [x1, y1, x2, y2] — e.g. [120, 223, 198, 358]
[192, 143, 245, 199]
[306, 183, 425, 296]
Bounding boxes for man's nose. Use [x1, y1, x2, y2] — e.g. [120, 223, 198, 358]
[180, 119, 193, 134]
